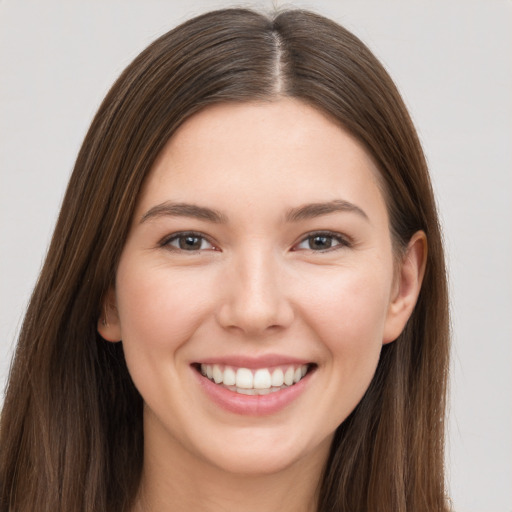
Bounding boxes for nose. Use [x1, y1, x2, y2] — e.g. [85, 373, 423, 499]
[216, 249, 294, 336]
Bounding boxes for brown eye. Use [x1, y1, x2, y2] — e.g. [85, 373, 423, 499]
[308, 235, 333, 250]
[294, 232, 349, 252]
[179, 235, 203, 250]
[164, 232, 214, 251]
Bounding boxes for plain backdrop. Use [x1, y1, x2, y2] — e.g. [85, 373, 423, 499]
[1, 1, 511, 510]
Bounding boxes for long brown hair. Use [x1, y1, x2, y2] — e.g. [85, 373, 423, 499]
[0, 8, 450, 512]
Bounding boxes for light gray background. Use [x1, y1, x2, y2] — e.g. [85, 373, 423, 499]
[1, 1, 511, 510]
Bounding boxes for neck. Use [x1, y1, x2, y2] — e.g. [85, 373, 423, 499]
[133, 416, 330, 512]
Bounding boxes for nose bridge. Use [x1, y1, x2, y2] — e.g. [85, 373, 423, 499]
[218, 243, 293, 334]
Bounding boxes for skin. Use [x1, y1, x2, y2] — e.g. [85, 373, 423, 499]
[99, 99, 426, 512]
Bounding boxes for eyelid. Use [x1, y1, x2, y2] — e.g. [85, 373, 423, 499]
[159, 231, 219, 251]
[292, 231, 352, 252]
[158, 230, 351, 252]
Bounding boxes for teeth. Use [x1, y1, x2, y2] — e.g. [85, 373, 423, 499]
[237, 387, 255, 395]
[223, 366, 236, 386]
[236, 368, 253, 389]
[271, 368, 284, 387]
[284, 367, 294, 386]
[212, 365, 223, 384]
[199, 363, 310, 393]
[253, 369, 272, 389]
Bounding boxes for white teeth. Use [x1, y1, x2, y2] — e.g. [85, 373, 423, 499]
[284, 367, 295, 386]
[223, 366, 236, 386]
[212, 364, 223, 384]
[237, 388, 255, 395]
[253, 369, 272, 389]
[199, 363, 310, 393]
[234, 387, 279, 396]
[236, 368, 253, 389]
[271, 368, 284, 387]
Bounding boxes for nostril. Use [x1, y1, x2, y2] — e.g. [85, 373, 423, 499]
[216, 298, 295, 335]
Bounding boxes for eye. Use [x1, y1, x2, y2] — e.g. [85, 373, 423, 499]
[294, 232, 349, 251]
[162, 232, 215, 252]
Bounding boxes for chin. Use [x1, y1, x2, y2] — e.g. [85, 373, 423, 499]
[203, 450, 309, 477]
[185, 426, 334, 477]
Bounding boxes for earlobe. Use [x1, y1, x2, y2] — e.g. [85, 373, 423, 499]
[383, 231, 427, 344]
[97, 287, 122, 342]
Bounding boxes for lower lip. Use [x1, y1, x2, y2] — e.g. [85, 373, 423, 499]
[193, 367, 313, 416]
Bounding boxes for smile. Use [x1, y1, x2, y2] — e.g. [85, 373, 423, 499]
[192, 357, 316, 415]
[199, 363, 310, 396]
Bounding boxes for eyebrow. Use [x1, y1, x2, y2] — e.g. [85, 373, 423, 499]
[140, 201, 228, 224]
[140, 199, 368, 225]
[285, 199, 369, 222]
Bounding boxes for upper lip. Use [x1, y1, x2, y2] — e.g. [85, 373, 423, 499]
[193, 354, 312, 369]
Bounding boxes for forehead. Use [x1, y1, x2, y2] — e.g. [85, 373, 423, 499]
[136, 99, 386, 222]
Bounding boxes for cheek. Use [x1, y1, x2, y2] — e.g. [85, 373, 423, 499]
[115, 263, 216, 357]
[295, 265, 392, 382]
[301, 266, 391, 336]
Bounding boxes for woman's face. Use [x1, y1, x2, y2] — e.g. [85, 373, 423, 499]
[100, 99, 420, 476]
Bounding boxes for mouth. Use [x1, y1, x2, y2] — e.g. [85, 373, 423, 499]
[192, 362, 316, 396]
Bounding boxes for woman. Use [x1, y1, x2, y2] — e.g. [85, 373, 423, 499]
[0, 8, 450, 512]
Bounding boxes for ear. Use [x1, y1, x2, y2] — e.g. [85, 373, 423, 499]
[97, 286, 122, 342]
[383, 231, 427, 344]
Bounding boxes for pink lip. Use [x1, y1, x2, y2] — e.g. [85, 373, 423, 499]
[193, 365, 314, 416]
[195, 354, 310, 369]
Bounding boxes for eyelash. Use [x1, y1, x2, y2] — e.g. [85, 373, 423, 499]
[160, 230, 351, 253]
[293, 231, 351, 252]
[160, 231, 217, 252]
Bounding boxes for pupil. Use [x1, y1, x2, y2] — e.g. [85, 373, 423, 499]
[179, 236, 201, 250]
[310, 235, 331, 250]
